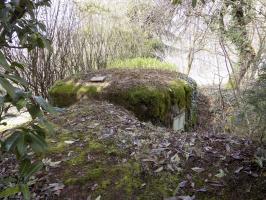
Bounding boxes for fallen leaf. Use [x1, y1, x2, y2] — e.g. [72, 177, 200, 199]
[87, 154, 94, 161]
[171, 153, 180, 163]
[64, 140, 75, 144]
[95, 195, 101, 200]
[225, 144, 230, 153]
[255, 156, 264, 168]
[167, 164, 175, 172]
[234, 166, 243, 174]
[91, 183, 98, 191]
[177, 195, 195, 200]
[231, 151, 242, 160]
[206, 179, 224, 187]
[178, 180, 187, 188]
[42, 158, 61, 168]
[197, 187, 207, 192]
[191, 167, 205, 173]
[67, 151, 74, 157]
[154, 166, 164, 173]
[44, 183, 65, 196]
[215, 169, 225, 178]
[141, 183, 146, 188]
[204, 146, 212, 151]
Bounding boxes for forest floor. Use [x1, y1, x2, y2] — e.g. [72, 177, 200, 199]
[0, 88, 265, 200]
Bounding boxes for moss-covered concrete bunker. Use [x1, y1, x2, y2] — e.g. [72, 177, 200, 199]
[48, 69, 197, 130]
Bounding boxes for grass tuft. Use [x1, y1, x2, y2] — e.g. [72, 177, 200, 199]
[107, 57, 176, 71]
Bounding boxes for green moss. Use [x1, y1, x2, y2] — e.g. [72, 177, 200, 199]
[65, 140, 106, 166]
[48, 80, 101, 107]
[86, 168, 105, 180]
[48, 76, 195, 129]
[49, 129, 183, 199]
[101, 180, 111, 189]
[67, 151, 87, 166]
[169, 80, 187, 108]
[87, 140, 105, 153]
[77, 85, 99, 97]
[47, 131, 76, 153]
[113, 162, 142, 195]
[63, 161, 142, 196]
[64, 168, 105, 185]
[191, 174, 205, 188]
[108, 80, 192, 128]
[49, 80, 77, 95]
[106, 144, 126, 157]
[48, 80, 79, 107]
[139, 172, 180, 199]
[123, 86, 170, 122]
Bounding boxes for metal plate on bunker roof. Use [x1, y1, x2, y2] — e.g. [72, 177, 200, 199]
[90, 76, 107, 82]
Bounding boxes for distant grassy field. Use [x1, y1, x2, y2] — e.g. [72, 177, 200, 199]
[107, 57, 177, 71]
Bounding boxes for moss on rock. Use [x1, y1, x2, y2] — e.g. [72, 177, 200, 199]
[48, 80, 101, 107]
[48, 80, 78, 107]
[48, 69, 196, 129]
[106, 80, 192, 127]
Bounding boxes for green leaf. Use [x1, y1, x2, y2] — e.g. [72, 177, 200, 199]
[3, 131, 21, 151]
[32, 124, 47, 137]
[19, 184, 30, 200]
[16, 134, 26, 157]
[34, 96, 55, 113]
[42, 38, 53, 51]
[11, 61, 25, 69]
[23, 161, 43, 181]
[36, 36, 45, 48]
[38, 22, 46, 31]
[28, 132, 47, 153]
[2, 74, 28, 87]
[0, 51, 11, 72]
[0, 185, 20, 198]
[255, 156, 264, 168]
[19, 159, 31, 177]
[39, 118, 54, 135]
[15, 98, 27, 111]
[0, 95, 5, 107]
[171, 0, 182, 4]
[215, 169, 226, 178]
[0, 77, 16, 100]
[192, 0, 197, 7]
[27, 103, 43, 119]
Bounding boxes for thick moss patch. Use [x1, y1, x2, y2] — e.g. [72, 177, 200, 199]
[107, 80, 192, 127]
[48, 80, 100, 107]
[48, 75, 194, 129]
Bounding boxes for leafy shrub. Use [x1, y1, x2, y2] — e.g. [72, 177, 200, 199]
[0, 1, 54, 199]
[244, 63, 266, 142]
[229, 61, 266, 142]
[107, 57, 176, 71]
